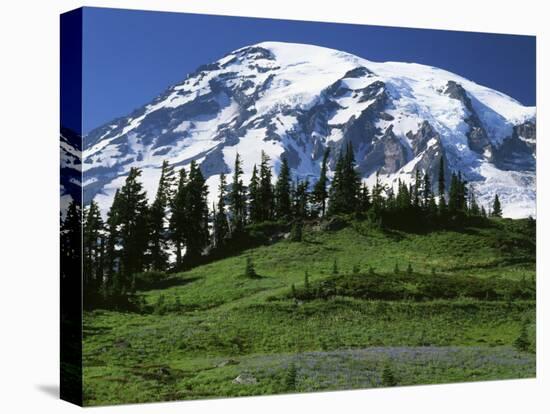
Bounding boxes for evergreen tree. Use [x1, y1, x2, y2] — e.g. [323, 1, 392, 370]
[115, 167, 150, 284]
[229, 153, 246, 232]
[275, 157, 292, 221]
[422, 171, 432, 208]
[244, 257, 257, 278]
[448, 172, 459, 214]
[248, 164, 260, 224]
[293, 178, 310, 220]
[213, 173, 229, 247]
[413, 169, 421, 209]
[438, 157, 447, 214]
[169, 168, 188, 268]
[149, 160, 175, 271]
[83, 199, 104, 304]
[382, 363, 397, 387]
[61, 199, 82, 297]
[491, 194, 503, 217]
[258, 151, 274, 221]
[468, 185, 480, 216]
[312, 148, 330, 217]
[284, 362, 297, 391]
[105, 189, 122, 290]
[481, 205, 488, 218]
[332, 259, 339, 276]
[328, 143, 360, 215]
[514, 322, 530, 352]
[184, 161, 209, 262]
[358, 183, 371, 212]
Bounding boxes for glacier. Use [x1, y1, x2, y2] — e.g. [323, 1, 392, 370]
[81, 41, 536, 218]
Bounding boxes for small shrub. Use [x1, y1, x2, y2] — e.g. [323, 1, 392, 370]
[514, 322, 531, 352]
[381, 363, 397, 387]
[290, 222, 303, 242]
[244, 257, 258, 278]
[284, 362, 297, 391]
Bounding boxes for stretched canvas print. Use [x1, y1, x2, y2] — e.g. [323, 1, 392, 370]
[60, 7, 537, 406]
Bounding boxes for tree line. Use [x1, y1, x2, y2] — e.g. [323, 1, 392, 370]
[61, 144, 504, 309]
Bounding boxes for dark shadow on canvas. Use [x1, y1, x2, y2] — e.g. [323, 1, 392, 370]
[36, 384, 59, 399]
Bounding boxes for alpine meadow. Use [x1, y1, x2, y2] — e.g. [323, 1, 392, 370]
[60, 10, 536, 406]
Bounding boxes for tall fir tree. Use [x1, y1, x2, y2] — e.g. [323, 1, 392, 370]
[312, 147, 330, 217]
[438, 156, 447, 213]
[422, 171, 432, 209]
[358, 183, 371, 212]
[293, 178, 310, 220]
[115, 167, 150, 284]
[229, 153, 246, 232]
[492, 193, 503, 217]
[184, 161, 209, 262]
[83, 199, 104, 304]
[149, 160, 175, 271]
[258, 151, 274, 221]
[213, 173, 230, 247]
[413, 169, 422, 209]
[61, 199, 82, 297]
[274, 157, 292, 221]
[169, 168, 188, 268]
[328, 142, 360, 215]
[248, 164, 260, 224]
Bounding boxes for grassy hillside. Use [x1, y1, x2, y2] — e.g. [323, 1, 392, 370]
[83, 217, 535, 405]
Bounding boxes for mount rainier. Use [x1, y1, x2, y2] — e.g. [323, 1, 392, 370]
[80, 41, 536, 218]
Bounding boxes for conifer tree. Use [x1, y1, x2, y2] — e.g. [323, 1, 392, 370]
[422, 171, 432, 208]
[115, 167, 150, 284]
[83, 199, 104, 303]
[438, 157, 447, 213]
[413, 169, 421, 209]
[275, 157, 292, 221]
[184, 161, 209, 262]
[149, 161, 175, 271]
[312, 148, 330, 217]
[448, 172, 459, 214]
[229, 153, 246, 232]
[468, 184, 480, 216]
[248, 164, 260, 224]
[169, 168, 188, 268]
[293, 178, 310, 220]
[328, 143, 360, 215]
[61, 199, 82, 300]
[213, 173, 229, 247]
[358, 183, 371, 212]
[258, 151, 274, 221]
[491, 194, 503, 217]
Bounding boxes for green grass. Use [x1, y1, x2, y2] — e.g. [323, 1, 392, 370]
[83, 217, 536, 405]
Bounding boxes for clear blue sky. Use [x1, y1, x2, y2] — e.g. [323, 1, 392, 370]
[81, 7, 536, 134]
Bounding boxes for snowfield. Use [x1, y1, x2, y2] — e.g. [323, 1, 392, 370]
[81, 41, 536, 218]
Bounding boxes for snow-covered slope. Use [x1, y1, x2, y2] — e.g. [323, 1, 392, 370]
[83, 41, 536, 218]
[61, 127, 82, 215]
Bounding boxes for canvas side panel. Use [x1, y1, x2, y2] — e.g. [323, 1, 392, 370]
[60, 8, 83, 407]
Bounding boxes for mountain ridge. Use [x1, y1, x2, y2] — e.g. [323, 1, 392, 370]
[81, 41, 536, 218]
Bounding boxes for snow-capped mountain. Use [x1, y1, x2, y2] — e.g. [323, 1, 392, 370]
[61, 127, 82, 214]
[83, 41, 536, 218]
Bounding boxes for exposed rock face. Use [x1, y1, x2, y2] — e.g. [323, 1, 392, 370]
[494, 121, 536, 172]
[82, 41, 536, 218]
[445, 80, 493, 158]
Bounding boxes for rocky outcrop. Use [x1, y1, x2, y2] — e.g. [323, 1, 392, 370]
[494, 121, 536, 172]
[445, 80, 493, 158]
